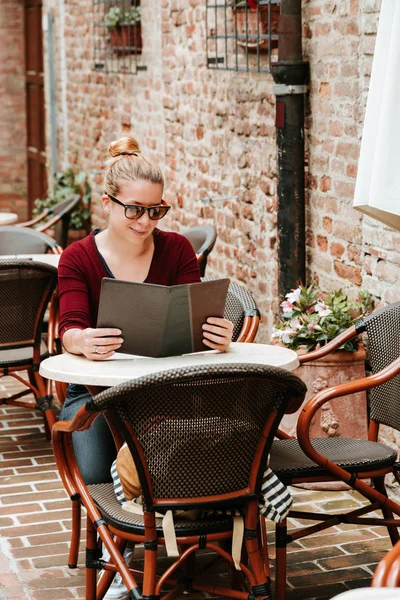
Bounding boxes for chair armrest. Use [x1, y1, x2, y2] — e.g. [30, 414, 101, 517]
[236, 312, 261, 343]
[52, 404, 100, 434]
[47, 291, 59, 356]
[51, 405, 98, 500]
[37, 213, 62, 232]
[298, 325, 357, 364]
[17, 212, 49, 227]
[275, 427, 294, 440]
[296, 356, 400, 467]
[373, 539, 400, 587]
[52, 406, 110, 532]
[51, 244, 63, 254]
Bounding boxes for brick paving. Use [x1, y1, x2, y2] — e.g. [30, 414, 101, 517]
[0, 375, 393, 599]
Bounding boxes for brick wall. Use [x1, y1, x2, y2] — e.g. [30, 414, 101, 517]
[39, 0, 398, 340]
[0, 0, 28, 218]
[303, 0, 399, 308]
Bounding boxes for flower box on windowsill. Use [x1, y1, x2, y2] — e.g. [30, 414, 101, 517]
[110, 22, 142, 56]
[234, 5, 279, 51]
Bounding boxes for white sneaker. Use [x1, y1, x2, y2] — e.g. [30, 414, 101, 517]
[101, 547, 134, 600]
[103, 573, 130, 600]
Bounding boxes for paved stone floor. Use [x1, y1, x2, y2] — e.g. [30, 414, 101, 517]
[0, 375, 392, 599]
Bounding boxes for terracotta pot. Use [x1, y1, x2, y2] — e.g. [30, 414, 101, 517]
[110, 22, 142, 55]
[280, 344, 368, 440]
[234, 5, 279, 51]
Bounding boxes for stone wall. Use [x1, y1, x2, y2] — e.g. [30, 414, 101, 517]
[29, 0, 400, 339]
[303, 0, 397, 308]
[0, 0, 28, 218]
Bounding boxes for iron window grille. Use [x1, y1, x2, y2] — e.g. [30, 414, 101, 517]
[206, 0, 280, 73]
[93, 0, 146, 74]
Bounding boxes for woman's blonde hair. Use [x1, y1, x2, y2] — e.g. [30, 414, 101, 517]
[103, 136, 164, 196]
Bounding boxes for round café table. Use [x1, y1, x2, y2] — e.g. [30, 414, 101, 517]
[0, 212, 18, 225]
[40, 342, 299, 396]
[0, 254, 60, 267]
[0, 254, 61, 267]
[332, 590, 400, 600]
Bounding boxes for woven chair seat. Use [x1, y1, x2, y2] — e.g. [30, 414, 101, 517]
[0, 341, 48, 368]
[270, 438, 397, 481]
[89, 483, 235, 536]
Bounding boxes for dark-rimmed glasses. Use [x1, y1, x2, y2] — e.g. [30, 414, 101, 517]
[107, 194, 171, 220]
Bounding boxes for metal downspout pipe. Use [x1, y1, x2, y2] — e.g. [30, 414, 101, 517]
[272, 0, 308, 299]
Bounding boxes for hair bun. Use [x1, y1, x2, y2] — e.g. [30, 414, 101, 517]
[108, 136, 141, 158]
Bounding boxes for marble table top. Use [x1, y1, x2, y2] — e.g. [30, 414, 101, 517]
[0, 212, 18, 225]
[332, 590, 400, 600]
[40, 342, 300, 387]
[0, 254, 60, 267]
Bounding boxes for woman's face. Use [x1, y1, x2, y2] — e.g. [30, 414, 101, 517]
[103, 180, 164, 245]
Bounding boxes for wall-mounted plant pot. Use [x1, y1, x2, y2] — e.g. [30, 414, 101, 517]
[234, 5, 279, 51]
[110, 22, 142, 55]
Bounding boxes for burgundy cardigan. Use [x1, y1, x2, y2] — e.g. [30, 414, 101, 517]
[58, 229, 201, 340]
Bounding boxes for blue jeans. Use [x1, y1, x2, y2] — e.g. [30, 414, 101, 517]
[60, 384, 117, 485]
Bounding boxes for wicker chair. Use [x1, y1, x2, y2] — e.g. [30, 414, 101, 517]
[0, 260, 58, 437]
[0, 226, 62, 255]
[63, 276, 260, 570]
[182, 225, 217, 276]
[202, 277, 260, 343]
[52, 363, 306, 600]
[270, 302, 400, 600]
[0, 226, 63, 380]
[17, 194, 81, 249]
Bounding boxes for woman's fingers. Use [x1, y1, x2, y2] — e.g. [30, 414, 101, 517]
[89, 347, 116, 361]
[202, 317, 233, 351]
[81, 328, 124, 360]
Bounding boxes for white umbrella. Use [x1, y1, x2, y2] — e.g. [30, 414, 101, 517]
[353, 0, 400, 231]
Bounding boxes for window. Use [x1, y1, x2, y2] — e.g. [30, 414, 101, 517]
[206, 0, 280, 73]
[93, 0, 146, 74]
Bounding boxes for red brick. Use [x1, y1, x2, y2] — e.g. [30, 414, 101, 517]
[322, 216, 333, 233]
[0, 522, 64, 538]
[334, 261, 362, 286]
[334, 180, 356, 199]
[319, 82, 331, 98]
[320, 176, 331, 192]
[329, 121, 343, 137]
[330, 242, 345, 258]
[317, 235, 328, 252]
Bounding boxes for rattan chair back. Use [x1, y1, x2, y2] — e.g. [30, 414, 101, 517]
[182, 225, 217, 276]
[357, 302, 400, 430]
[0, 260, 58, 353]
[49, 194, 81, 248]
[90, 363, 306, 509]
[0, 226, 60, 254]
[202, 277, 260, 342]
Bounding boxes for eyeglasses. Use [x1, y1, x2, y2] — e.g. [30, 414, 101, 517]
[107, 194, 171, 220]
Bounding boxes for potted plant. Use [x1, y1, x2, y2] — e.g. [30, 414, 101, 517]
[231, 0, 279, 51]
[272, 285, 375, 440]
[105, 4, 142, 55]
[34, 167, 91, 244]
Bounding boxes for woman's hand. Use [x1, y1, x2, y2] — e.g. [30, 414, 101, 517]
[202, 317, 233, 352]
[80, 328, 124, 360]
[63, 327, 123, 360]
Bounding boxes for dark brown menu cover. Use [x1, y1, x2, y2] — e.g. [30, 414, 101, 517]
[96, 278, 230, 357]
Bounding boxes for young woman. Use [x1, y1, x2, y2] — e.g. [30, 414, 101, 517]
[58, 136, 233, 484]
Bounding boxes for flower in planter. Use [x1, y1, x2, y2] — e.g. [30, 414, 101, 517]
[33, 167, 91, 232]
[231, 0, 258, 8]
[230, 0, 276, 9]
[105, 5, 141, 30]
[272, 285, 375, 352]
